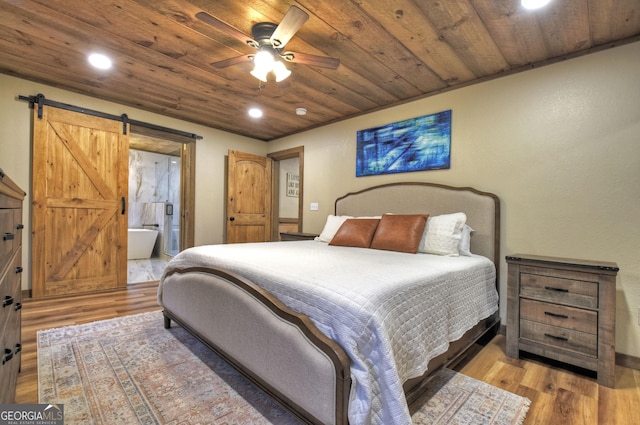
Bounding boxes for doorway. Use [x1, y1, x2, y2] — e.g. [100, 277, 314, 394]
[127, 133, 194, 284]
[268, 146, 304, 240]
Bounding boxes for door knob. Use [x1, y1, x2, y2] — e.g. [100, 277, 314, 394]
[229, 217, 235, 221]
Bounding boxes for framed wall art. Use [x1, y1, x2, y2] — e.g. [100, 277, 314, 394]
[286, 172, 299, 197]
[356, 109, 451, 177]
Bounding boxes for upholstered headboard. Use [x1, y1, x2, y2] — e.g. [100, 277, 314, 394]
[334, 182, 500, 271]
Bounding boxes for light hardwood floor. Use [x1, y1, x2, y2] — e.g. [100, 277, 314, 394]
[15, 282, 640, 424]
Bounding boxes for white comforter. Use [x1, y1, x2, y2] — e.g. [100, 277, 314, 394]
[159, 241, 498, 425]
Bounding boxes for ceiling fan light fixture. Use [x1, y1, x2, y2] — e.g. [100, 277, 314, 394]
[250, 67, 269, 82]
[250, 49, 276, 82]
[249, 48, 291, 82]
[253, 49, 275, 69]
[273, 61, 292, 82]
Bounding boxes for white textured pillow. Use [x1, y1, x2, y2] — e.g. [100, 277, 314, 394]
[316, 215, 352, 242]
[458, 224, 474, 256]
[419, 212, 467, 256]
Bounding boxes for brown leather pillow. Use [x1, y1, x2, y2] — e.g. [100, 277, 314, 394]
[370, 214, 428, 253]
[329, 218, 380, 248]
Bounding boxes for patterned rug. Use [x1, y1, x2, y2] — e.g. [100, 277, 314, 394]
[38, 311, 530, 424]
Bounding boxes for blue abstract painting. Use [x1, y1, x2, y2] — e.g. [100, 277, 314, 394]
[356, 110, 451, 177]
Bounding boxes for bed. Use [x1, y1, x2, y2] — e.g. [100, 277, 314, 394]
[158, 182, 501, 425]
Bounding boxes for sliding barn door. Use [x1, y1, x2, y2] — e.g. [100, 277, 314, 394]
[226, 150, 272, 243]
[32, 106, 129, 297]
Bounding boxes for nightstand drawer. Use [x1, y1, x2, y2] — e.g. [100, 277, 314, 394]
[520, 319, 597, 357]
[520, 298, 597, 334]
[520, 271, 598, 309]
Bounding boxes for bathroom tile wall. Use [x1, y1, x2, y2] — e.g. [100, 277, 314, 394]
[128, 149, 181, 257]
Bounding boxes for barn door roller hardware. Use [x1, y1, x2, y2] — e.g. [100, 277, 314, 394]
[18, 93, 202, 140]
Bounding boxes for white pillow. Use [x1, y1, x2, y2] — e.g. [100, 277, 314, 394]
[315, 215, 352, 242]
[458, 224, 474, 256]
[419, 212, 467, 256]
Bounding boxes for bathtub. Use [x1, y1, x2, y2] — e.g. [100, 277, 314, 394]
[127, 228, 159, 260]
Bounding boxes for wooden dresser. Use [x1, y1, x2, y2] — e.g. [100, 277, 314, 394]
[506, 254, 619, 388]
[0, 169, 25, 403]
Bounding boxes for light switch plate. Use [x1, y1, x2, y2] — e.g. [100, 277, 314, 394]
[310, 202, 319, 211]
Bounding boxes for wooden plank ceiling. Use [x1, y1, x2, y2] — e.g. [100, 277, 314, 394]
[1, 0, 638, 141]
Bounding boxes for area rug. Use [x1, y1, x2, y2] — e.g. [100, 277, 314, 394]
[38, 311, 530, 424]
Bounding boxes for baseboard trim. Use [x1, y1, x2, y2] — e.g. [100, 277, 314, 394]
[616, 352, 640, 371]
[501, 324, 640, 371]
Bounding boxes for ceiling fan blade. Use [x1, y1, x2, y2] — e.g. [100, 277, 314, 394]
[270, 6, 309, 48]
[196, 11, 256, 46]
[284, 51, 340, 69]
[211, 55, 253, 69]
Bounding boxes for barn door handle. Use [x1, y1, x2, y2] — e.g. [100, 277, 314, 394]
[121, 197, 126, 215]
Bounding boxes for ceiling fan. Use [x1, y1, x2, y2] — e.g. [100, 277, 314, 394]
[196, 6, 340, 82]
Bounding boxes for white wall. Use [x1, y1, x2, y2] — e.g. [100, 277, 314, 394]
[0, 74, 267, 291]
[268, 41, 640, 357]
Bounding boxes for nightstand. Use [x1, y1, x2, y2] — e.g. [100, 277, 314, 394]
[279, 232, 318, 241]
[506, 254, 619, 387]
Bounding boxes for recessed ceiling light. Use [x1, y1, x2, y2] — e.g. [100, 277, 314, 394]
[248, 108, 263, 118]
[88, 53, 112, 70]
[295, 107, 307, 116]
[521, 0, 551, 10]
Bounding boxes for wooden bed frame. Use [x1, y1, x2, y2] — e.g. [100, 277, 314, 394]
[160, 182, 501, 425]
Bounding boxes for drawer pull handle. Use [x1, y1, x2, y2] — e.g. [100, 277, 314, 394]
[3, 232, 14, 241]
[2, 295, 13, 307]
[544, 286, 569, 293]
[544, 311, 569, 319]
[544, 333, 568, 342]
[2, 348, 12, 364]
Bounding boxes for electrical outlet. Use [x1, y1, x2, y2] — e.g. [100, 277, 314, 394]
[310, 202, 319, 211]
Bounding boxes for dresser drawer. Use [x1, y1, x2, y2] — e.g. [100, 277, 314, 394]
[0, 209, 15, 267]
[12, 209, 22, 247]
[520, 319, 597, 357]
[520, 270, 598, 309]
[0, 249, 23, 325]
[520, 298, 597, 334]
